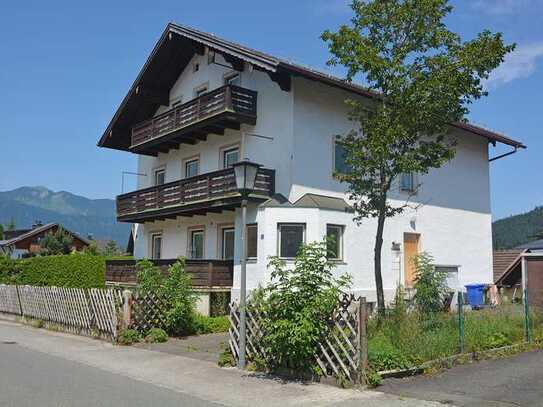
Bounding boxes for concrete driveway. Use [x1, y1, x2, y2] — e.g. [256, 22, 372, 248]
[379, 350, 543, 407]
[0, 320, 443, 407]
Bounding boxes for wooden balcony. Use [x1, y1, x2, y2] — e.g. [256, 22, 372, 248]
[130, 85, 257, 155]
[105, 259, 233, 288]
[116, 167, 275, 223]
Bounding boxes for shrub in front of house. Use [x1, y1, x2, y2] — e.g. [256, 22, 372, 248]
[250, 240, 352, 374]
[145, 327, 168, 343]
[118, 329, 142, 345]
[137, 258, 198, 336]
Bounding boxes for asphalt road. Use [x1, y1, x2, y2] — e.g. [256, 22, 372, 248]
[379, 349, 543, 407]
[0, 341, 220, 407]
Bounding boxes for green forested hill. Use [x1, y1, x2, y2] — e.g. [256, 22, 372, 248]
[492, 207, 543, 249]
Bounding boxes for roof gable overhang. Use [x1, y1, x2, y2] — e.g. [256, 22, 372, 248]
[98, 23, 526, 152]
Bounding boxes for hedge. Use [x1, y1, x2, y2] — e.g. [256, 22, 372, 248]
[0, 254, 112, 288]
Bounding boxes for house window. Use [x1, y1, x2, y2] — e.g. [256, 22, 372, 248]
[154, 168, 165, 186]
[193, 62, 200, 73]
[194, 85, 208, 98]
[150, 233, 162, 260]
[185, 158, 200, 178]
[221, 227, 235, 260]
[189, 229, 205, 259]
[222, 147, 239, 168]
[326, 224, 344, 261]
[225, 72, 241, 86]
[247, 224, 258, 259]
[278, 223, 306, 259]
[334, 137, 351, 174]
[171, 96, 183, 108]
[400, 173, 416, 192]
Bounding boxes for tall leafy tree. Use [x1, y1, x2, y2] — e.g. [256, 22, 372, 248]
[40, 227, 73, 256]
[322, 0, 514, 312]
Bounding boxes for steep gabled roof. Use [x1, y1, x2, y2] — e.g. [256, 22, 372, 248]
[0, 223, 90, 248]
[98, 22, 526, 152]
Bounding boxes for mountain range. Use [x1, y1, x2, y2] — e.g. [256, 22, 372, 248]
[492, 206, 543, 250]
[0, 187, 130, 246]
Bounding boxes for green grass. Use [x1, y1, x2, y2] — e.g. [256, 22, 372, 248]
[368, 305, 543, 372]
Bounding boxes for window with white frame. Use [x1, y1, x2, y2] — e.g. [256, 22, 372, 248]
[326, 224, 344, 261]
[400, 172, 416, 192]
[247, 224, 258, 259]
[278, 223, 306, 259]
[150, 233, 162, 260]
[224, 72, 241, 86]
[184, 158, 199, 178]
[221, 227, 235, 260]
[222, 146, 239, 168]
[189, 228, 205, 259]
[154, 168, 165, 186]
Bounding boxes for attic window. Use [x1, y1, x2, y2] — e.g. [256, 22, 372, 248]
[193, 62, 200, 73]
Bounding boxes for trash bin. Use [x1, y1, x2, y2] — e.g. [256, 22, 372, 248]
[465, 284, 486, 308]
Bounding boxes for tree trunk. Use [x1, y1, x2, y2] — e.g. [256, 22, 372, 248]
[374, 205, 386, 314]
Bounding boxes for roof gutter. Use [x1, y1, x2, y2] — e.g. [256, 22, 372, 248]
[489, 146, 519, 162]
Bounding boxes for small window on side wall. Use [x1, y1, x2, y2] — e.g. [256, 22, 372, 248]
[247, 224, 258, 259]
[278, 223, 305, 259]
[400, 172, 416, 193]
[326, 224, 344, 261]
[334, 137, 351, 175]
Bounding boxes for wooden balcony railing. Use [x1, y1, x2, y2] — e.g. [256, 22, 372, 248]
[116, 167, 274, 221]
[105, 259, 233, 287]
[131, 85, 257, 149]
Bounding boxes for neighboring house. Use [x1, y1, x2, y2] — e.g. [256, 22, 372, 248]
[0, 223, 89, 259]
[98, 23, 525, 304]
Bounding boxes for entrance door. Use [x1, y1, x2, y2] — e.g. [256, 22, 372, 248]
[221, 228, 235, 260]
[404, 233, 420, 287]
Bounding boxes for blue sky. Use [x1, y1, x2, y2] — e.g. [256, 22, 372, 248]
[0, 0, 541, 220]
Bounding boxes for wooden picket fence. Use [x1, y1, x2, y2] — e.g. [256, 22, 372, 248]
[229, 294, 369, 383]
[0, 284, 122, 340]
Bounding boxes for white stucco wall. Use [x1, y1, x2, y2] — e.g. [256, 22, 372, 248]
[131, 54, 493, 304]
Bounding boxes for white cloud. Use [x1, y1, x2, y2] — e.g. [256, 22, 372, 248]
[471, 0, 531, 15]
[485, 43, 543, 87]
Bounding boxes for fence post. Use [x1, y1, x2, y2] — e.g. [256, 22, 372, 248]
[122, 290, 133, 330]
[521, 256, 531, 343]
[458, 291, 465, 353]
[15, 285, 23, 316]
[357, 296, 368, 380]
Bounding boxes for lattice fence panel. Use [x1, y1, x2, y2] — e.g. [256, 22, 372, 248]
[0, 284, 22, 315]
[229, 295, 365, 383]
[131, 291, 168, 332]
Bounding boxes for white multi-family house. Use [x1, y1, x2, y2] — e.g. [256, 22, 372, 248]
[99, 23, 524, 311]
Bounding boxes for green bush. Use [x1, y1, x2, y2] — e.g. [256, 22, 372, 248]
[193, 315, 230, 334]
[118, 329, 142, 345]
[137, 258, 198, 336]
[413, 253, 449, 314]
[210, 291, 231, 316]
[145, 328, 168, 343]
[0, 253, 106, 288]
[252, 241, 352, 373]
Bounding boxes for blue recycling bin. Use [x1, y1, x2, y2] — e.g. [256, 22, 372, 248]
[465, 284, 486, 308]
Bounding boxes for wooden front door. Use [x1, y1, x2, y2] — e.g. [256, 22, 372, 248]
[404, 233, 420, 287]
